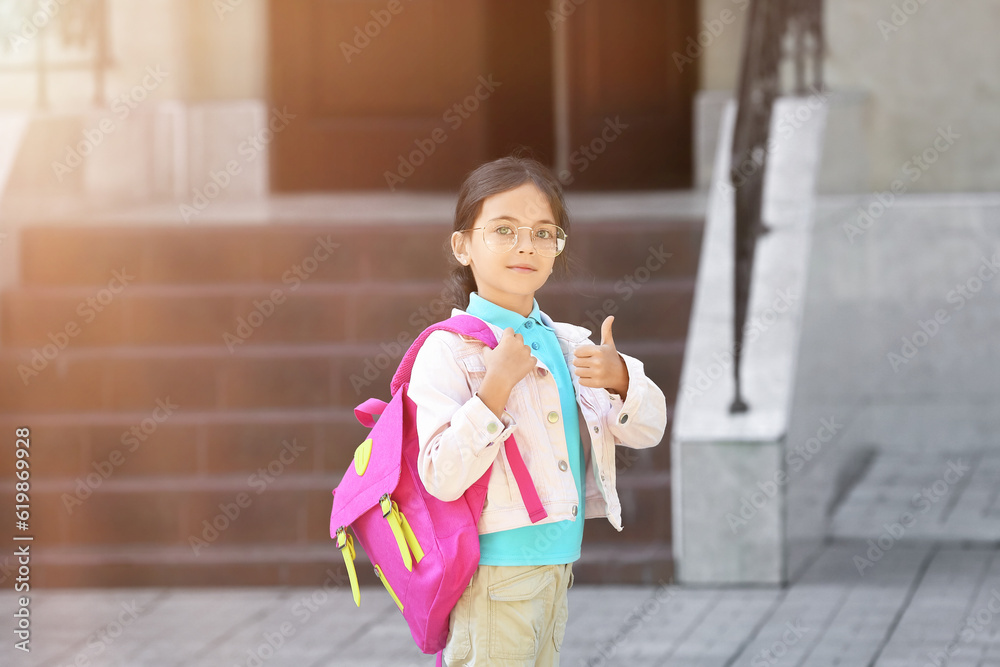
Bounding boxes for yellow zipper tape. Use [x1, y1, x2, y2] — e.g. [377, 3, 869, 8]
[393, 501, 424, 564]
[374, 564, 404, 612]
[336, 527, 360, 607]
[380, 494, 412, 572]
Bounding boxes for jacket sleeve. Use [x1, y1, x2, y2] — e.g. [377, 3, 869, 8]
[604, 350, 668, 450]
[409, 331, 517, 502]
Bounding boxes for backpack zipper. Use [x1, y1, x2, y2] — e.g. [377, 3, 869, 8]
[374, 564, 404, 612]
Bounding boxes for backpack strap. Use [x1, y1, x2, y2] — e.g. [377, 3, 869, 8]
[390, 315, 547, 524]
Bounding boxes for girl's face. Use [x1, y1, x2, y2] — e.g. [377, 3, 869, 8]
[452, 182, 558, 317]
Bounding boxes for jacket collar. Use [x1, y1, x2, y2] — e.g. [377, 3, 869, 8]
[449, 306, 594, 347]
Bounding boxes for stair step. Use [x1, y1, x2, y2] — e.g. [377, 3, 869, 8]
[24, 540, 673, 586]
[20, 220, 702, 287]
[1, 278, 695, 347]
[1, 471, 669, 549]
[22, 543, 346, 587]
[0, 342, 686, 412]
[0, 407, 673, 489]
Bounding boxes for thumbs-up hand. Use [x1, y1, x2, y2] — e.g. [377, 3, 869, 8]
[572, 316, 630, 398]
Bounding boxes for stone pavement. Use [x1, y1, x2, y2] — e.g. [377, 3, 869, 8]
[831, 450, 1000, 542]
[2, 540, 999, 667]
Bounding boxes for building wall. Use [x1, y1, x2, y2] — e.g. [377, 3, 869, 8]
[699, 0, 1000, 193]
[0, 0, 266, 108]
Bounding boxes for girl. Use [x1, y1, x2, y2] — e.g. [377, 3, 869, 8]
[408, 156, 667, 666]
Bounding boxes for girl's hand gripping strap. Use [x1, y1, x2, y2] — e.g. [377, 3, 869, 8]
[390, 315, 547, 524]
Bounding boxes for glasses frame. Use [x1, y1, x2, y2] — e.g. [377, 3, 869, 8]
[460, 221, 568, 257]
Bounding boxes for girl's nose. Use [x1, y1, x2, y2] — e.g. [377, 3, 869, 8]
[514, 228, 535, 253]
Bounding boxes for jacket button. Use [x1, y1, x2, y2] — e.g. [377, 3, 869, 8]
[487, 422, 499, 434]
[531, 342, 540, 350]
[619, 413, 629, 424]
[547, 411, 559, 424]
[558, 460, 568, 472]
[593, 426, 599, 433]
[571, 505, 578, 516]
[524, 321, 533, 328]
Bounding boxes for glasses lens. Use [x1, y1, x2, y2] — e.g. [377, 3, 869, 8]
[483, 221, 518, 254]
[532, 224, 566, 257]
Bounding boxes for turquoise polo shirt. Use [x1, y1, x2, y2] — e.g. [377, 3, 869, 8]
[465, 292, 585, 565]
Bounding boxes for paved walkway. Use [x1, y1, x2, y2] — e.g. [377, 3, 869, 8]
[3, 540, 999, 667]
[832, 450, 999, 542]
[5, 448, 1000, 667]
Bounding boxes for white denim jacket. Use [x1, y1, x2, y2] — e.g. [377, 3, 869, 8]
[409, 306, 668, 535]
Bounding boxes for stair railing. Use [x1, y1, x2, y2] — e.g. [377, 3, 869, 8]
[728, 0, 824, 413]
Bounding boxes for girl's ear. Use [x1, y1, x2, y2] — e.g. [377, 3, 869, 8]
[451, 231, 469, 265]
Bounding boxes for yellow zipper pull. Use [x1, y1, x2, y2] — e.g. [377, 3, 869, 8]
[392, 501, 424, 564]
[374, 564, 404, 612]
[380, 494, 412, 571]
[336, 527, 360, 607]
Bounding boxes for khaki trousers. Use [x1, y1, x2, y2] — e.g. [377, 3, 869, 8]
[443, 563, 574, 666]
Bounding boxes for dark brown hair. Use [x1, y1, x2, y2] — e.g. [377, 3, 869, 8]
[445, 154, 574, 310]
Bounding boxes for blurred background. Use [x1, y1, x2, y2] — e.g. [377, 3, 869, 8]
[0, 0, 997, 611]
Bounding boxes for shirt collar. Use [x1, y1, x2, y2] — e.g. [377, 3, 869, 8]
[465, 292, 551, 332]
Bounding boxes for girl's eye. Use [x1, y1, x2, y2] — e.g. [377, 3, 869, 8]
[535, 229, 552, 239]
[495, 225, 514, 235]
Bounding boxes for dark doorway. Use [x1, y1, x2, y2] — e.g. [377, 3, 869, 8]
[268, 0, 696, 191]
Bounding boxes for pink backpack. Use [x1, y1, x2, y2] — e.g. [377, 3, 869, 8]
[329, 315, 547, 660]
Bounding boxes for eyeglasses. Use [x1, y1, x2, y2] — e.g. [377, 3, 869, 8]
[461, 220, 568, 257]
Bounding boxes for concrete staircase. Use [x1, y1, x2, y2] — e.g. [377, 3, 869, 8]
[0, 212, 702, 586]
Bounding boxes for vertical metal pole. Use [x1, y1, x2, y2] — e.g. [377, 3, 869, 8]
[552, 0, 569, 180]
[37, 12, 48, 110]
[93, 0, 108, 106]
